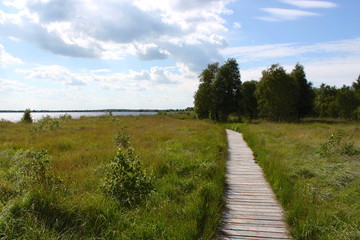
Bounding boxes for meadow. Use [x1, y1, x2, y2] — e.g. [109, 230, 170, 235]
[229, 121, 360, 240]
[0, 114, 227, 239]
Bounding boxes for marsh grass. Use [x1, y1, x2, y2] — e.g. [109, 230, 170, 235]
[229, 121, 360, 240]
[0, 115, 226, 239]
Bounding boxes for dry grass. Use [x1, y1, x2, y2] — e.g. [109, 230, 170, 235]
[0, 115, 226, 239]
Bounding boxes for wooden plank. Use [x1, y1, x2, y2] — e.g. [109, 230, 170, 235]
[221, 229, 290, 239]
[219, 129, 290, 239]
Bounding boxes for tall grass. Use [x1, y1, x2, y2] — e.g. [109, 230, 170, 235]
[0, 115, 227, 239]
[229, 121, 360, 240]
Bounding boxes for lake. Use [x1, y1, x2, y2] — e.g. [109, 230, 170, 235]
[0, 111, 157, 122]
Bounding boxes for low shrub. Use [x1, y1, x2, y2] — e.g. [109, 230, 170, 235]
[114, 127, 130, 148]
[101, 147, 154, 207]
[320, 129, 359, 157]
[31, 116, 60, 132]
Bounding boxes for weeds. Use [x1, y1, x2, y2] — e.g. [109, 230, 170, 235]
[320, 129, 359, 157]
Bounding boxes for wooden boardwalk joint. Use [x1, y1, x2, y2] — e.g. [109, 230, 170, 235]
[219, 129, 290, 240]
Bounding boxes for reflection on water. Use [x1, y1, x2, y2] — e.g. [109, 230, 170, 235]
[0, 111, 157, 122]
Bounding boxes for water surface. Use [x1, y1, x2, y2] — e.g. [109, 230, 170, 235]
[0, 111, 157, 122]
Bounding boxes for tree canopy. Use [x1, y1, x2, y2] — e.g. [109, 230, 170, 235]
[194, 59, 241, 121]
[256, 64, 298, 122]
[194, 62, 360, 122]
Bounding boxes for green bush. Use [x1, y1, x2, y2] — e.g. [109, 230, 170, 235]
[59, 113, 72, 120]
[31, 116, 60, 132]
[101, 147, 154, 207]
[21, 109, 33, 123]
[114, 127, 130, 148]
[320, 130, 359, 157]
[3, 149, 62, 192]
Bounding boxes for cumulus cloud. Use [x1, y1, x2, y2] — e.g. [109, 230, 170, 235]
[18, 65, 87, 87]
[135, 44, 169, 61]
[1, 0, 230, 70]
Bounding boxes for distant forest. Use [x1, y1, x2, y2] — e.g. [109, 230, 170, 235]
[194, 59, 360, 122]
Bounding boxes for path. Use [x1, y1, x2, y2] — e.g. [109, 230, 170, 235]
[220, 129, 290, 240]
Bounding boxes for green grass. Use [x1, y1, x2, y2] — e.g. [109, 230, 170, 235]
[229, 120, 360, 240]
[0, 115, 227, 239]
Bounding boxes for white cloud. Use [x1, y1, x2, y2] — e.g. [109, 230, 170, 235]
[258, 8, 319, 21]
[233, 22, 242, 29]
[0, 0, 230, 71]
[18, 65, 87, 87]
[226, 38, 360, 87]
[0, 44, 23, 67]
[241, 56, 360, 88]
[223, 38, 360, 62]
[280, 0, 337, 8]
[0, 78, 29, 92]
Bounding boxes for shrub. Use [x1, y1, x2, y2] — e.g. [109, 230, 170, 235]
[320, 130, 359, 157]
[22, 150, 62, 188]
[114, 127, 130, 148]
[59, 114, 72, 120]
[101, 147, 154, 207]
[5, 149, 62, 191]
[31, 116, 60, 132]
[21, 109, 33, 123]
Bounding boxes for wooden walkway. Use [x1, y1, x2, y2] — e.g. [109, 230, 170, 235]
[219, 130, 290, 240]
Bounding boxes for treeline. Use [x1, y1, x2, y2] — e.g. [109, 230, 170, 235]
[194, 59, 360, 122]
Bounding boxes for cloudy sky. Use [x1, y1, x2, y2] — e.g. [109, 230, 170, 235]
[1, 0, 359, 110]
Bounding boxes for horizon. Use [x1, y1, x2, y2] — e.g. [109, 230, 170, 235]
[1, 0, 360, 110]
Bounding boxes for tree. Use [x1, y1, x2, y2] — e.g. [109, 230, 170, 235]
[290, 63, 314, 119]
[256, 64, 298, 122]
[241, 80, 258, 120]
[314, 84, 338, 118]
[21, 108, 33, 123]
[194, 63, 219, 119]
[336, 85, 359, 119]
[212, 58, 242, 121]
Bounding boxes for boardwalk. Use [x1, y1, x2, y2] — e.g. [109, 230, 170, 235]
[220, 130, 290, 240]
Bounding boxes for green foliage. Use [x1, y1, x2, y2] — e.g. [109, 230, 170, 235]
[336, 85, 359, 119]
[102, 147, 154, 207]
[21, 109, 33, 123]
[240, 80, 258, 120]
[320, 130, 359, 157]
[194, 59, 241, 121]
[2, 149, 62, 192]
[212, 58, 242, 121]
[194, 63, 219, 119]
[21, 150, 62, 189]
[291, 63, 314, 119]
[114, 127, 131, 148]
[59, 113, 72, 120]
[31, 116, 60, 132]
[256, 64, 298, 122]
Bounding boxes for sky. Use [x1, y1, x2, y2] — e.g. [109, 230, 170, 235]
[1, 0, 360, 110]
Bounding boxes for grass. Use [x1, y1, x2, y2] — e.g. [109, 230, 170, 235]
[229, 120, 360, 240]
[0, 115, 227, 239]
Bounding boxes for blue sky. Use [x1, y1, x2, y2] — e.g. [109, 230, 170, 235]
[1, 0, 359, 110]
